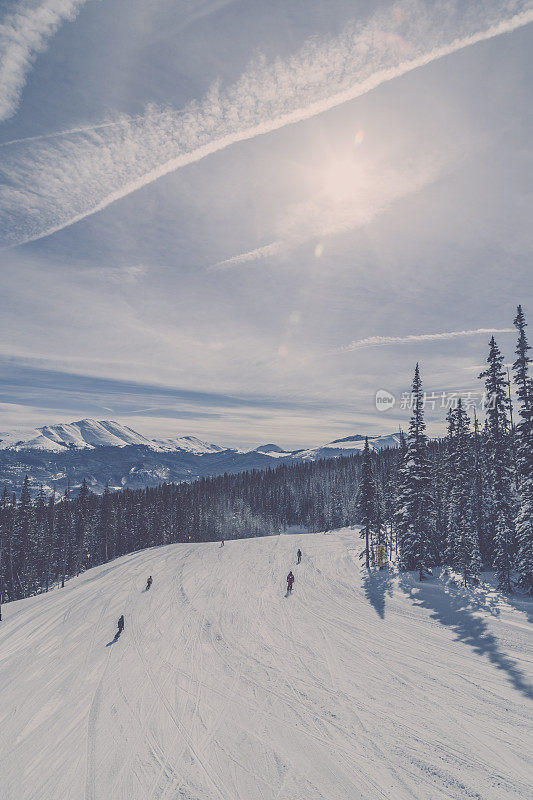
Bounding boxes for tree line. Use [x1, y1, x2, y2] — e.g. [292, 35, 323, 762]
[0, 306, 531, 615]
[358, 305, 532, 594]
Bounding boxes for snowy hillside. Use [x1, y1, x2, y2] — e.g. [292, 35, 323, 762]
[153, 435, 226, 454]
[0, 420, 402, 495]
[0, 419, 154, 452]
[0, 418, 400, 456]
[296, 433, 402, 459]
[0, 530, 530, 800]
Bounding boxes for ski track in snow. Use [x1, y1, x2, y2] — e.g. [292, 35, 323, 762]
[0, 530, 531, 800]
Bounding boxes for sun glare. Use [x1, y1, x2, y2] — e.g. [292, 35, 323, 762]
[311, 130, 367, 202]
[321, 153, 363, 202]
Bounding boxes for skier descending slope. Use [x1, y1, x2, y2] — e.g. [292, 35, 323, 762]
[114, 614, 125, 640]
[145, 576, 153, 591]
[297, 548, 302, 564]
[286, 570, 295, 594]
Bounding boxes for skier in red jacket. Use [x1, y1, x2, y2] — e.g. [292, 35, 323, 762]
[287, 571, 295, 593]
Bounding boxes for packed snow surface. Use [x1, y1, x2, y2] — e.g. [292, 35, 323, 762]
[1, 530, 531, 800]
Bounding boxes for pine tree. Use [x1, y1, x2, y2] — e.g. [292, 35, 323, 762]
[470, 410, 487, 565]
[446, 400, 481, 585]
[16, 476, 34, 597]
[34, 485, 47, 594]
[358, 438, 376, 567]
[400, 364, 434, 579]
[73, 479, 91, 575]
[373, 481, 386, 567]
[430, 442, 447, 566]
[513, 305, 533, 594]
[394, 432, 409, 561]
[99, 484, 114, 563]
[57, 486, 72, 588]
[44, 492, 55, 592]
[479, 337, 515, 592]
[0, 488, 6, 620]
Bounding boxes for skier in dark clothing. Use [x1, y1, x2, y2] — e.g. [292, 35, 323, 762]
[287, 571, 295, 593]
[115, 615, 125, 639]
[146, 576, 153, 591]
[220, 539, 225, 547]
[297, 549, 302, 564]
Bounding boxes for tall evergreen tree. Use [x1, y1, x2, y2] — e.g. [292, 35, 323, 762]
[57, 486, 72, 588]
[479, 337, 515, 591]
[513, 305, 533, 594]
[357, 438, 375, 568]
[44, 492, 55, 592]
[394, 432, 409, 561]
[400, 364, 434, 579]
[73, 478, 91, 575]
[471, 409, 489, 565]
[446, 400, 481, 585]
[16, 476, 34, 597]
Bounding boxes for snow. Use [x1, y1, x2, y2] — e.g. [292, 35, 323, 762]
[0, 418, 400, 459]
[153, 435, 226, 455]
[0, 421, 226, 455]
[0, 419, 154, 451]
[296, 433, 402, 459]
[0, 529, 531, 800]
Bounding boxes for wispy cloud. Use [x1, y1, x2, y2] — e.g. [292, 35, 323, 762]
[2, 0, 532, 247]
[0, 0, 88, 123]
[209, 241, 284, 271]
[209, 153, 443, 269]
[338, 328, 514, 352]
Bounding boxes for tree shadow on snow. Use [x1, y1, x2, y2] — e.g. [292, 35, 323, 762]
[399, 576, 533, 701]
[505, 593, 533, 626]
[362, 568, 394, 619]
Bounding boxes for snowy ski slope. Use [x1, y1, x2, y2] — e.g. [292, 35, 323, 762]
[0, 530, 531, 800]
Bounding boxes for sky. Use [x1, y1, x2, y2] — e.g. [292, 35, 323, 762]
[0, 0, 532, 449]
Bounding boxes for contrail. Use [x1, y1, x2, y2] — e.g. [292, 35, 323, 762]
[0, 120, 126, 148]
[3, 2, 532, 248]
[338, 328, 514, 352]
[209, 241, 284, 271]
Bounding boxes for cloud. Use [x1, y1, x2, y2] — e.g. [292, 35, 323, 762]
[209, 152, 444, 269]
[2, 0, 532, 247]
[338, 328, 515, 352]
[209, 241, 284, 270]
[0, 0, 88, 122]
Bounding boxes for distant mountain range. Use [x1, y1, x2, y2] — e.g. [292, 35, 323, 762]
[0, 419, 400, 495]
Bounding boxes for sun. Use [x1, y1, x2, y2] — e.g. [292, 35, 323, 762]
[316, 131, 366, 202]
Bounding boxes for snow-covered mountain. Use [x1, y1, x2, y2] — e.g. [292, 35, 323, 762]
[0, 418, 400, 456]
[0, 419, 401, 495]
[295, 432, 402, 459]
[0, 419, 154, 452]
[1, 530, 530, 800]
[152, 434, 225, 455]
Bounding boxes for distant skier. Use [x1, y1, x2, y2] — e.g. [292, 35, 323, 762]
[146, 576, 153, 591]
[297, 548, 302, 564]
[115, 615, 125, 639]
[220, 539, 225, 547]
[287, 571, 295, 594]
